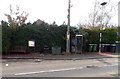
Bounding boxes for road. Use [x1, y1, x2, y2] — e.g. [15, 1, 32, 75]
[2, 58, 119, 77]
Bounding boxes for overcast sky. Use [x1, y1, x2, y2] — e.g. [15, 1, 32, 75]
[0, 0, 119, 26]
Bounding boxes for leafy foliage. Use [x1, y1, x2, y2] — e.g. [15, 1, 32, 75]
[85, 29, 99, 44]
[102, 28, 117, 44]
[4, 5, 29, 28]
[2, 26, 13, 54]
[1, 20, 117, 54]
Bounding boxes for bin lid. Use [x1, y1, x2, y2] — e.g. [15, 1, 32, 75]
[110, 44, 116, 46]
[89, 44, 97, 45]
[116, 41, 120, 43]
[101, 44, 111, 46]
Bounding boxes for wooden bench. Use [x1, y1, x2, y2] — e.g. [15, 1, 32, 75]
[9, 46, 27, 53]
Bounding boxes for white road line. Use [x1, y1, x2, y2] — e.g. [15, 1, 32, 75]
[14, 64, 118, 76]
[98, 64, 118, 67]
[15, 71, 46, 75]
[14, 67, 83, 76]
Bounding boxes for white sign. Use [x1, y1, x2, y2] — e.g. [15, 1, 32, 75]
[76, 35, 83, 36]
[28, 41, 35, 47]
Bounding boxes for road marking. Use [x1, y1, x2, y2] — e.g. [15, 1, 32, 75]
[15, 71, 46, 75]
[14, 67, 83, 76]
[14, 64, 118, 76]
[98, 64, 118, 67]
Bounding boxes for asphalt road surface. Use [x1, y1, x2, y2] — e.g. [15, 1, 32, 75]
[2, 58, 119, 77]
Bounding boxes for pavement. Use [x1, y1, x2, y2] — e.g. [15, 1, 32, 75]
[99, 52, 120, 57]
[1, 52, 120, 62]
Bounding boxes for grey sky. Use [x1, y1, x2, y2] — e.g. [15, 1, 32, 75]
[0, 0, 119, 26]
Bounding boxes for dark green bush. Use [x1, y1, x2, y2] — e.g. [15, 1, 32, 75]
[2, 27, 13, 54]
[1, 20, 117, 54]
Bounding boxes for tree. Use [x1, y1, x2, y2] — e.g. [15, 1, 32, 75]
[1, 20, 8, 27]
[88, 0, 117, 27]
[5, 5, 29, 28]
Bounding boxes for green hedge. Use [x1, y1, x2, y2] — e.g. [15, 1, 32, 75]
[2, 26, 13, 54]
[1, 20, 117, 54]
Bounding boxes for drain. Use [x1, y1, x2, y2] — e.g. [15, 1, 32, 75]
[35, 59, 43, 62]
[110, 74, 119, 77]
[86, 65, 97, 68]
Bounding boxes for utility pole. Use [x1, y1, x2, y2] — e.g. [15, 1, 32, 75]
[66, 0, 71, 53]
